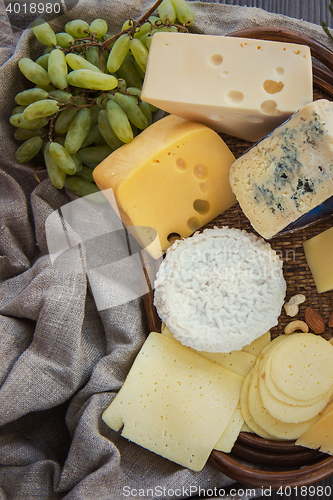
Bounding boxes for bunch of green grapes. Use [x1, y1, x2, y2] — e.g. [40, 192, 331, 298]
[10, 0, 195, 198]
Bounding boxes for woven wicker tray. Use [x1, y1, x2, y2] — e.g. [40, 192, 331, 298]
[143, 27, 333, 488]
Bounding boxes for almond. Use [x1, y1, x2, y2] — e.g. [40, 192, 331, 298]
[304, 307, 325, 334]
[329, 311, 333, 328]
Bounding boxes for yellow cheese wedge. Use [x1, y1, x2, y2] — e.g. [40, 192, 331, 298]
[142, 32, 312, 142]
[102, 332, 244, 471]
[93, 115, 236, 258]
[296, 410, 333, 455]
[162, 326, 256, 377]
[303, 226, 333, 293]
[214, 404, 244, 453]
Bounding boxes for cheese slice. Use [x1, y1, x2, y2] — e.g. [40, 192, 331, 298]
[102, 332, 244, 471]
[303, 226, 333, 293]
[93, 115, 236, 258]
[242, 331, 271, 356]
[296, 410, 333, 454]
[229, 100, 333, 239]
[214, 404, 244, 453]
[142, 32, 312, 142]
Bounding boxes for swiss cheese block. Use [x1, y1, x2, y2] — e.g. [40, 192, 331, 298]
[93, 115, 236, 258]
[102, 332, 244, 471]
[141, 32, 312, 142]
[229, 100, 333, 239]
[303, 226, 333, 293]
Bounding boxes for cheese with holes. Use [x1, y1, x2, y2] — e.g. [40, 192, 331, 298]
[214, 404, 244, 453]
[303, 226, 333, 293]
[230, 100, 333, 239]
[93, 115, 236, 258]
[141, 32, 312, 142]
[102, 332, 244, 471]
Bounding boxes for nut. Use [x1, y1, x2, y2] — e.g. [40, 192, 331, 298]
[329, 311, 333, 328]
[284, 320, 309, 334]
[284, 294, 306, 317]
[304, 307, 325, 334]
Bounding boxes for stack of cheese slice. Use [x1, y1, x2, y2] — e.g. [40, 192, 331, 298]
[102, 330, 271, 470]
[240, 333, 333, 440]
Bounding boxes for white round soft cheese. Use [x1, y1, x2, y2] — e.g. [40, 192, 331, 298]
[154, 227, 286, 353]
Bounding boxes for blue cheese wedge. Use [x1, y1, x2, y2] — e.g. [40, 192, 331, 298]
[229, 99, 333, 239]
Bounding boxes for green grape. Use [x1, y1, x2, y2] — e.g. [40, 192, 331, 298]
[35, 83, 54, 92]
[139, 100, 152, 126]
[107, 33, 131, 73]
[133, 59, 145, 79]
[23, 99, 60, 120]
[18, 58, 51, 87]
[158, 0, 177, 24]
[129, 38, 149, 73]
[78, 145, 112, 164]
[12, 105, 26, 114]
[89, 19, 108, 37]
[48, 49, 68, 90]
[90, 104, 100, 124]
[64, 107, 91, 154]
[85, 46, 101, 70]
[133, 16, 160, 38]
[106, 99, 133, 144]
[170, 0, 195, 25]
[65, 53, 102, 73]
[44, 46, 55, 54]
[15, 88, 48, 106]
[98, 109, 124, 150]
[113, 93, 148, 130]
[15, 136, 43, 163]
[32, 18, 57, 47]
[80, 160, 99, 169]
[126, 86, 142, 97]
[122, 19, 134, 31]
[56, 32, 74, 48]
[81, 123, 104, 148]
[65, 20, 89, 39]
[49, 142, 77, 175]
[14, 128, 43, 141]
[74, 165, 94, 183]
[124, 53, 136, 65]
[130, 123, 138, 137]
[117, 59, 143, 89]
[96, 94, 108, 109]
[55, 137, 65, 146]
[64, 177, 105, 202]
[10, 113, 49, 129]
[44, 142, 67, 189]
[117, 78, 127, 91]
[102, 50, 110, 72]
[54, 107, 78, 134]
[72, 151, 83, 171]
[48, 90, 72, 101]
[35, 54, 49, 71]
[67, 69, 118, 90]
[145, 26, 178, 49]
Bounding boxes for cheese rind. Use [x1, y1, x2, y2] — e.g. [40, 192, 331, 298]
[142, 32, 312, 142]
[303, 226, 333, 293]
[93, 115, 236, 258]
[230, 100, 333, 239]
[102, 332, 244, 471]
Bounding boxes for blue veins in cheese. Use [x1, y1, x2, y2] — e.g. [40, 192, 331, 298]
[229, 99, 333, 239]
[141, 32, 313, 142]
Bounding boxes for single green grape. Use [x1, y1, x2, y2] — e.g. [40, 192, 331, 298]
[81, 123, 104, 148]
[18, 58, 51, 87]
[129, 38, 149, 74]
[158, 0, 177, 24]
[66, 53, 102, 73]
[90, 104, 101, 124]
[15, 136, 43, 163]
[72, 151, 83, 171]
[105, 99, 133, 144]
[74, 165, 95, 183]
[48, 90, 72, 101]
[65, 19, 90, 39]
[10, 113, 49, 129]
[48, 49, 68, 90]
[170, 0, 195, 25]
[89, 19, 108, 37]
[117, 59, 143, 89]
[67, 69, 118, 90]
[85, 46, 101, 70]
[78, 145, 112, 164]
[12, 105, 26, 114]
[64, 177, 106, 202]
[64, 107, 92, 154]
[139, 100, 152, 126]
[107, 33, 131, 73]
[98, 109, 124, 150]
[14, 128, 43, 141]
[44, 142, 67, 189]
[133, 16, 160, 38]
[56, 32, 75, 48]
[113, 93, 148, 130]
[117, 78, 127, 91]
[35, 54, 49, 71]
[15, 88, 49, 106]
[133, 59, 145, 79]
[49, 142, 77, 175]
[23, 99, 60, 120]
[54, 108, 78, 134]
[32, 18, 57, 46]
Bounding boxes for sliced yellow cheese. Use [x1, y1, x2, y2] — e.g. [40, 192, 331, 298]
[162, 326, 256, 377]
[102, 332, 244, 471]
[296, 410, 333, 455]
[142, 33, 312, 142]
[93, 115, 236, 258]
[214, 404, 244, 453]
[303, 226, 333, 293]
[242, 331, 271, 356]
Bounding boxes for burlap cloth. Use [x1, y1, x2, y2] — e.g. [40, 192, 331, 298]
[0, 1, 332, 498]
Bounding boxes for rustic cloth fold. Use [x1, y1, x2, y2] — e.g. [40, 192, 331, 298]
[0, 1, 332, 498]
